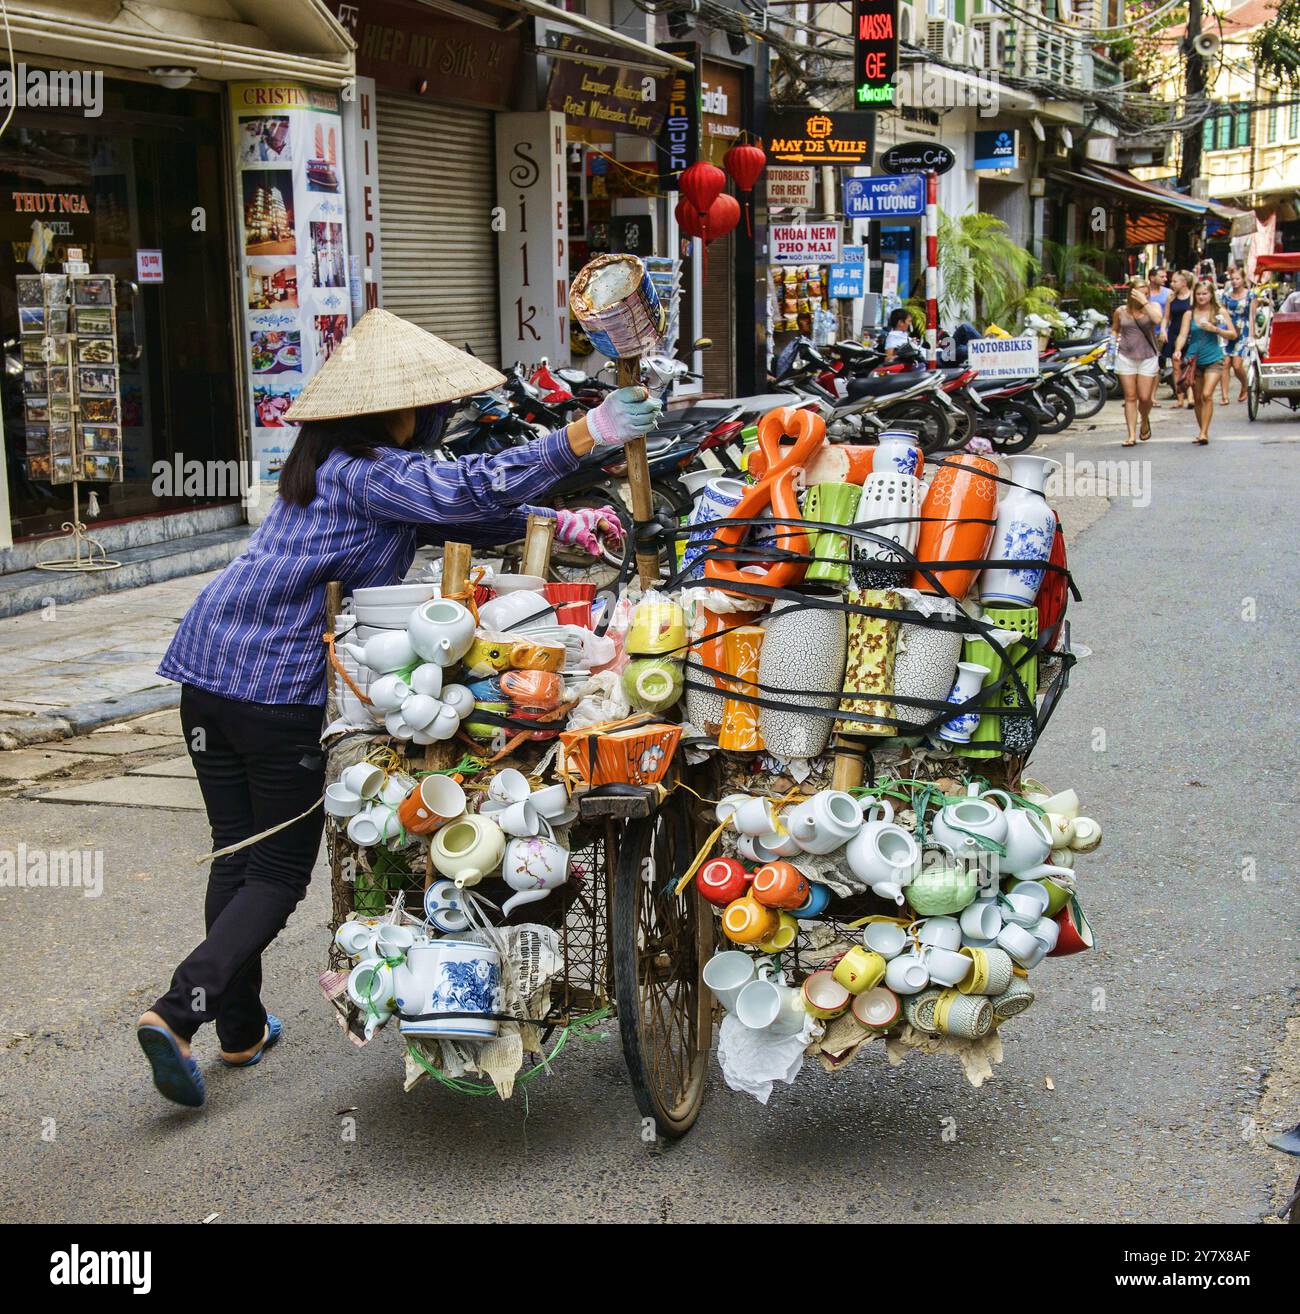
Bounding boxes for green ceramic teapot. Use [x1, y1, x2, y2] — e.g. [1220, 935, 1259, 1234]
[906, 862, 979, 916]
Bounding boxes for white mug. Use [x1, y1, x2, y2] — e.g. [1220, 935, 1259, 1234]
[923, 944, 970, 988]
[960, 899, 1003, 943]
[703, 950, 762, 1013]
[487, 767, 532, 808]
[885, 952, 930, 995]
[335, 920, 378, 959]
[399, 693, 440, 731]
[1001, 880, 1051, 927]
[339, 763, 384, 799]
[495, 797, 540, 838]
[325, 783, 363, 817]
[367, 673, 412, 714]
[730, 796, 778, 837]
[917, 916, 962, 951]
[997, 921, 1045, 967]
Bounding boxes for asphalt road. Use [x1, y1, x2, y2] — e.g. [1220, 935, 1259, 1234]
[2, 397, 1296, 1224]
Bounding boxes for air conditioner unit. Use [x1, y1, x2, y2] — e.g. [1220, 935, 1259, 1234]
[973, 16, 1011, 71]
[927, 18, 968, 65]
[967, 29, 986, 68]
[899, 4, 916, 45]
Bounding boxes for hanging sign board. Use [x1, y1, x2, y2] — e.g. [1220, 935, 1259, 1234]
[853, 0, 899, 107]
[829, 245, 866, 298]
[771, 222, 841, 265]
[879, 141, 955, 175]
[767, 166, 816, 208]
[973, 128, 1019, 170]
[657, 41, 700, 191]
[767, 109, 876, 166]
[843, 173, 925, 219]
[135, 249, 163, 283]
[967, 334, 1040, 378]
[545, 32, 667, 136]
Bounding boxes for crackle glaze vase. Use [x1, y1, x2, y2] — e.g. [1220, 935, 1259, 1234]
[758, 598, 847, 760]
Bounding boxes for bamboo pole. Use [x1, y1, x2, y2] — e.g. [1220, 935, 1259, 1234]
[618, 356, 661, 589]
[442, 540, 471, 597]
[521, 513, 556, 579]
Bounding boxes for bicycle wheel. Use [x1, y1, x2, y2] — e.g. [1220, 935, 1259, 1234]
[612, 792, 714, 1140]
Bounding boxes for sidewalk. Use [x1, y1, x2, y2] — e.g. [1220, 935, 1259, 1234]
[0, 570, 217, 748]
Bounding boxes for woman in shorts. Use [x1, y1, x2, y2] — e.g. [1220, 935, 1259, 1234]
[1111, 283, 1163, 446]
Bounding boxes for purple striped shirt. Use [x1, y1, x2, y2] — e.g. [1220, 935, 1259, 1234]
[158, 429, 578, 705]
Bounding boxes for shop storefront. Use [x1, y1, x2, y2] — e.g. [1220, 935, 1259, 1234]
[334, 1, 525, 367]
[0, 79, 239, 543]
[0, 1, 353, 552]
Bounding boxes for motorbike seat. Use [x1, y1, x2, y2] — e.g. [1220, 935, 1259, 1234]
[844, 372, 929, 399]
[834, 341, 880, 363]
[972, 374, 1036, 393]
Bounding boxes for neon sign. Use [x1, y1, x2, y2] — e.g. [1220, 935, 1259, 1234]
[854, 0, 899, 106]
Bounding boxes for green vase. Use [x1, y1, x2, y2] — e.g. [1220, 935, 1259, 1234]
[804, 482, 862, 584]
[957, 606, 1039, 758]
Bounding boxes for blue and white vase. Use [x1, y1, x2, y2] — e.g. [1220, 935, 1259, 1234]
[979, 455, 1060, 607]
[938, 660, 991, 745]
[874, 433, 924, 478]
[682, 477, 745, 579]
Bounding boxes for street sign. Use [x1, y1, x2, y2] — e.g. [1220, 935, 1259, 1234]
[879, 141, 956, 175]
[767, 165, 816, 208]
[829, 255, 865, 299]
[767, 108, 876, 167]
[968, 334, 1040, 378]
[973, 128, 1018, 170]
[770, 221, 841, 265]
[853, 0, 899, 107]
[843, 173, 925, 219]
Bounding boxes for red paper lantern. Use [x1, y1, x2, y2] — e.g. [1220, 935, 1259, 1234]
[675, 197, 705, 238]
[707, 192, 741, 241]
[678, 160, 726, 216]
[723, 141, 766, 236]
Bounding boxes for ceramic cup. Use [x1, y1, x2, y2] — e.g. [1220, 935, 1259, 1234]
[730, 795, 779, 838]
[957, 945, 1014, 996]
[997, 920, 1047, 968]
[863, 921, 909, 959]
[933, 989, 994, 1039]
[722, 893, 779, 946]
[736, 966, 806, 1036]
[384, 710, 416, 742]
[735, 833, 782, 865]
[1000, 880, 1051, 927]
[852, 985, 902, 1030]
[346, 806, 387, 847]
[792, 882, 833, 920]
[373, 923, 416, 960]
[407, 663, 443, 697]
[832, 946, 887, 995]
[325, 783, 363, 818]
[991, 976, 1036, 1019]
[339, 763, 384, 799]
[884, 951, 930, 995]
[751, 861, 810, 910]
[530, 783, 574, 823]
[917, 916, 963, 951]
[495, 798, 541, 838]
[487, 768, 532, 808]
[923, 944, 973, 988]
[755, 912, 800, 954]
[1029, 916, 1060, 952]
[960, 899, 1003, 943]
[396, 775, 466, 837]
[440, 684, 476, 720]
[801, 970, 852, 1020]
[697, 856, 751, 907]
[368, 673, 412, 714]
[335, 920, 379, 959]
[703, 949, 762, 1012]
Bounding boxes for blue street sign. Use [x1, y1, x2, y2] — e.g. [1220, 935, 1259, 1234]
[843, 172, 926, 220]
[829, 262, 865, 298]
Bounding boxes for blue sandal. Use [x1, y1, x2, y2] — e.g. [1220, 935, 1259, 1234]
[219, 1014, 282, 1068]
[137, 1025, 206, 1108]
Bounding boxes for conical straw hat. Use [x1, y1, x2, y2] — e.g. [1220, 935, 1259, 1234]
[284, 308, 506, 422]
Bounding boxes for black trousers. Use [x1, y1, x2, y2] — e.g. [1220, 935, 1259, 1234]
[153, 685, 325, 1050]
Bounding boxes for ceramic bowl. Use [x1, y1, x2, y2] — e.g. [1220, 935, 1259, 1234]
[352, 583, 436, 607]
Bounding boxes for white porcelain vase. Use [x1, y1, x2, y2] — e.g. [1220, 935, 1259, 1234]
[979, 455, 1060, 607]
[851, 471, 922, 590]
[757, 599, 847, 759]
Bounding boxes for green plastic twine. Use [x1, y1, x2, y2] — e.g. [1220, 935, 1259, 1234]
[403, 1006, 615, 1097]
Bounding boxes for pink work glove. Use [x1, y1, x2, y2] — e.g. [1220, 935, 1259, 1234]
[585, 386, 662, 447]
[555, 506, 626, 557]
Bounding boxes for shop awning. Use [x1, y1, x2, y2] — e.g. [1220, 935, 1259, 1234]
[5, 1, 355, 85]
[897, 60, 1038, 114]
[1048, 165, 1207, 216]
[437, 0, 693, 73]
[1088, 165, 1255, 232]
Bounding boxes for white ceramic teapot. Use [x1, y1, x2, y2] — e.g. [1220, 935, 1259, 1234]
[407, 599, 476, 666]
[339, 630, 417, 674]
[782, 790, 863, 855]
[845, 797, 920, 904]
[500, 821, 570, 916]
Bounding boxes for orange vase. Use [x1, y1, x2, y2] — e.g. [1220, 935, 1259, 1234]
[718, 625, 765, 752]
[911, 454, 999, 600]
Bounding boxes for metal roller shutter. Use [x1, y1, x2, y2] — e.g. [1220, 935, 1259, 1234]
[701, 230, 735, 395]
[376, 94, 500, 366]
